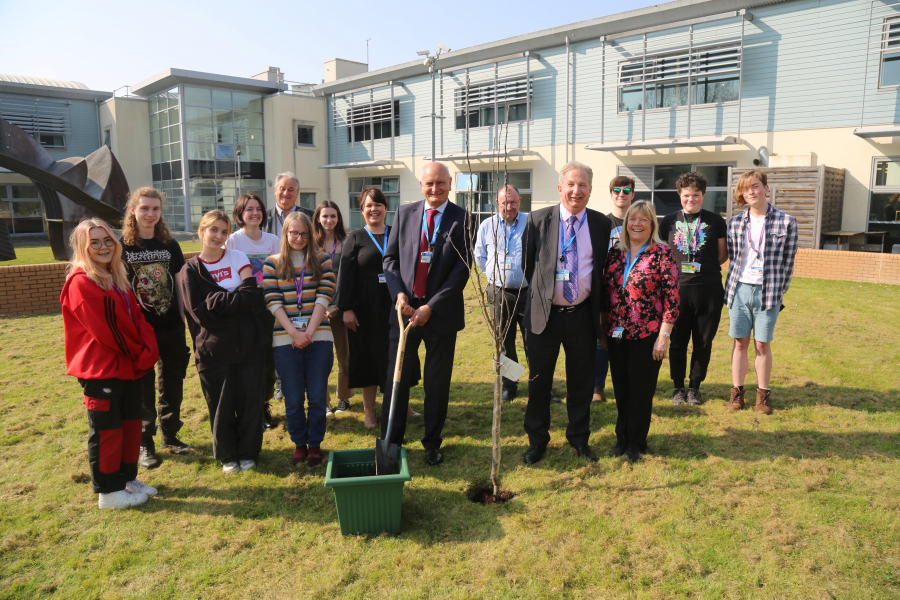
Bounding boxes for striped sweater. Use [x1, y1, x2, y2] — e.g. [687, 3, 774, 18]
[262, 251, 336, 347]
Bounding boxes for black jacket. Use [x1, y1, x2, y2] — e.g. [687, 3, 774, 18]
[179, 257, 266, 371]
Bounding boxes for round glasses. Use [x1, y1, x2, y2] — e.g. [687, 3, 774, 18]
[90, 237, 116, 250]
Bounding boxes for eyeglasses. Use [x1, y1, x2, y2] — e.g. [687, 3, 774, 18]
[612, 187, 634, 195]
[287, 231, 309, 239]
[89, 237, 116, 250]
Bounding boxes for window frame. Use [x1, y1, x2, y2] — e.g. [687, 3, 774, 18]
[620, 163, 734, 217]
[296, 123, 315, 148]
[454, 170, 533, 224]
[867, 156, 900, 229]
[0, 183, 45, 234]
[348, 176, 400, 228]
[345, 100, 400, 144]
[453, 75, 532, 131]
[879, 16, 900, 89]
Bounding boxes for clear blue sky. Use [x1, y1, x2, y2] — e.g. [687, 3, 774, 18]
[1, 0, 659, 92]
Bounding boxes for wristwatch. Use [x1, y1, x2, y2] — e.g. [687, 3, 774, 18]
[661, 331, 671, 339]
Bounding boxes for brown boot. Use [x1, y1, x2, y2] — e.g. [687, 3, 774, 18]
[592, 387, 606, 403]
[727, 387, 745, 411]
[754, 388, 773, 415]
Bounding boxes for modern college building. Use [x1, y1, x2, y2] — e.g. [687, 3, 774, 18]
[2, 0, 900, 251]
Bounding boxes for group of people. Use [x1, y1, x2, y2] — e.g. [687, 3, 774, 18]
[60, 161, 797, 509]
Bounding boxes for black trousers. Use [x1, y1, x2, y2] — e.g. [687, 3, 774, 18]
[608, 334, 661, 452]
[669, 281, 724, 387]
[141, 323, 190, 443]
[80, 378, 142, 494]
[197, 354, 265, 463]
[486, 285, 529, 391]
[381, 314, 456, 451]
[524, 302, 596, 447]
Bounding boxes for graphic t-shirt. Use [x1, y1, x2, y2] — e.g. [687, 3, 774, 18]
[199, 249, 251, 292]
[121, 237, 185, 330]
[659, 208, 727, 287]
[608, 214, 624, 249]
[226, 229, 280, 285]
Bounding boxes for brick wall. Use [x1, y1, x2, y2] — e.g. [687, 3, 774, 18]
[1, 249, 896, 317]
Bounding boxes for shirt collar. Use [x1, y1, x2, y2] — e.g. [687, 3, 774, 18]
[425, 199, 449, 215]
[559, 204, 586, 222]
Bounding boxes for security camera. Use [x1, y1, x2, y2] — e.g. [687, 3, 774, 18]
[417, 50, 430, 56]
[423, 58, 431, 66]
[438, 44, 451, 52]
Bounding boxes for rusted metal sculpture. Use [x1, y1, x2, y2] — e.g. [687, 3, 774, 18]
[0, 118, 130, 260]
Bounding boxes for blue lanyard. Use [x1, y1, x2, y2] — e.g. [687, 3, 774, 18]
[559, 210, 587, 262]
[365, 225, 389, 256]
[422, 209, 440, 248]
[502, 214, 519, 254]
[622, 242, 649, 288]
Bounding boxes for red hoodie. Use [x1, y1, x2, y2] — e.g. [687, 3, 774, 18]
[61, 268, 159, 381]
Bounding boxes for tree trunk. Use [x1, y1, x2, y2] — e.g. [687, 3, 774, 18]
[491, 292, 502, 498]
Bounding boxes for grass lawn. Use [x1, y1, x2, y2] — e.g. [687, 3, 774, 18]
[0, 242, 203, 267]
[1, 277, 899, 599]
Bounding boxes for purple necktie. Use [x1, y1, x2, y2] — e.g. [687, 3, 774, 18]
[564, 215, 578, 303]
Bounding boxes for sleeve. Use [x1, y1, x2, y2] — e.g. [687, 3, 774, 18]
[383, 207, 407, 302]
[658, 215, 672, 242]
[170, 240, 186, 278]
[181, 263, 258, 331]
[232, 250, 252, 277]
[334, 235, 360, 311]
[726, 217, 738, 262]
[316, 253, 336, 308]
[715, 214, 728, 240]
[130, 294, 161, 372]
[781, 215, 799, 297]
[262, 257, 285, 314]
[658, 246, 680, 324]
[423, 209, 472, 316]
[474, 219, 488, 273]
[523, 212, 536, 285]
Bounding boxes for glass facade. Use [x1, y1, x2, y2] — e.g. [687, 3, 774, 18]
[628, 164, 731, 217]
[0, 184, 44, 234]
[455, 171, 532, 224]
[149, 87, 186, 231]
[868, 159, 900, 250]
[348, 177, 400, 228]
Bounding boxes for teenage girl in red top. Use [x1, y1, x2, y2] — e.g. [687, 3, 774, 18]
[60, 218, 159, 509]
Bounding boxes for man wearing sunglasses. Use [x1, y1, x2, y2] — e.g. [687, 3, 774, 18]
[592, 177, 635, 403]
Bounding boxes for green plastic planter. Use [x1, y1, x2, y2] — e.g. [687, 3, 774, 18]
[324, 448, 411, 536]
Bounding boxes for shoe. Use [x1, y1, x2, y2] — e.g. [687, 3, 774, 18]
[624, 444, 643, 462]
[687, 387, 703, 406]
[609, 444, 625, 458]
[98, 489, 149, 509]
[754, 388, 773, 415]
[501, 388, 515, 403]
[239, 460, 256, 472]
[263, 403, 277, 430]
[407, 405, 421, 417]
[275, 389, 284, 401]
[523, 444, 547, 465]
[425, 448, 444, 466]
[291, 445, 308, 467]
[307, 447, 323, 467]
[727, 387, 745, 411]
[592, 387, 606, 403]
[334, 399, 351, 414]
[139, 441, 161, 469]
[161, 436, 193, 454]
[671, 388, 687, 405]
[325, 404, 335, 419]
[571, 443, 598, 462]
[125, 479, 158, 497]
[222, 462, 240, 474]
[549, 392, 561, 404]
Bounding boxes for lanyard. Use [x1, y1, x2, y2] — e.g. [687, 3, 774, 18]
[745, 205, 771, 256]
[502, 214, 519, 255]
[112, 284, 133, 321]
[422, 209, 440, 249]
[330, 239, 338, 264]
[681, 210, 702, 260]
[622, 242, 649, 288]
[559, 210, 588, 263]
[290, 257, 307, 302]
[365, 225, 389, 256]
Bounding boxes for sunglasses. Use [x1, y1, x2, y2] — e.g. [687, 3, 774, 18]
[89, 237, 116, 250]
[612, 187, 634, 195]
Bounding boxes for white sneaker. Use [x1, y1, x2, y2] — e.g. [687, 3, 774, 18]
[239, 460, 256, 472]
[126, 479, 158, 497]
[222, 462, 240, 474]
[98, 489, 149, 509]
[325, 404, 335, 419]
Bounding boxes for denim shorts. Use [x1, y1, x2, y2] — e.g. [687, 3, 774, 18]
[728, 282, 780, 343]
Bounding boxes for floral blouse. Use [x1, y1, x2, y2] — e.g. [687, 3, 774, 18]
[602, 243, 680, 340]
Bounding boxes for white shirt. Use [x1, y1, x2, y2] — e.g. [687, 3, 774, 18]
[552, 205, 593, 306]
[227, 229, 280, 285]
[738, 214, 766, 285]
[419, 199, 448, 247]
[200, 249, 251, 292]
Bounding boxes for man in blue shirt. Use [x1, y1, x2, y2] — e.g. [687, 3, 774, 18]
[475, 184, 529, 403]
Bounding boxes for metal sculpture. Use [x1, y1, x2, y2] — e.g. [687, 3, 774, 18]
[0, 118, 130, 260]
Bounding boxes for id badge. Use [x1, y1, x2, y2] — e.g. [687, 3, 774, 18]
[611, 327, 624, 339]
[681, 262, 701, 274]
[420, 251, 433, 264]
[750, 263, 763, 272]
[378, 274, 386, 284]
[291, 317, 308, 332]
[503, 260, 513, 270]
[555, 270, 570, 282]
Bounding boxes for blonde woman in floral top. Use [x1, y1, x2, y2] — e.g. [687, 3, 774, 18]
[602, 200, 679, 462]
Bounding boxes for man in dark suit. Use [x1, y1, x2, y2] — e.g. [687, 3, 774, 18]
[382, 162, 471, 466]
[263, 172, 314, 238]
[522, 161, 611, 465]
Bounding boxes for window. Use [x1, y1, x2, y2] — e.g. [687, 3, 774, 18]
[618, 40, 741, 112]
[455, 171, 532, 224]
[0, 184, 45, 234]
[0, 96, 69, 148]
[868, 160, 900, 249]
[103, 129, 111, 148]
[346, 100, 399, 143]
[881, 18, 900, 86]
[299, 192, 317, 212]
[297, 125, 314, 146]
[348, 177, 400, 228]
[617, 163, 731, 217]
[455, 76, 531, 130]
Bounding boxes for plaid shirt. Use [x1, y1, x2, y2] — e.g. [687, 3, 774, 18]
[724, 205, 799, 310]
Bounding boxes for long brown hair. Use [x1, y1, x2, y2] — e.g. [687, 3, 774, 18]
[67, 218, 129, 291]
[121, 187, 173, 247]
[274, 211, 324, 282]
[312, 199, 347, 249]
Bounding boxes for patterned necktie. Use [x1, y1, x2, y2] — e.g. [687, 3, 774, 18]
[563, 215, 578, 303]
[413, 209, 437, 299]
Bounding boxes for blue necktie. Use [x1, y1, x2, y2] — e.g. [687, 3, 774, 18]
[564, 215, 578, 303]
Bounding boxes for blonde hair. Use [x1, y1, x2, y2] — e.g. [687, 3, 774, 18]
[67, 218, 129, 291]
[734, 170, 768, 207]
[617, 200, 662, 251]
[274, 211, 324, 282]
[197, 210, 231, 238]
[121, 187, 173, 247]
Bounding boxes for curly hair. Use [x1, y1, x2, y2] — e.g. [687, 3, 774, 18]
[121, 187, 173, 247]
[675, 171, 707, 194]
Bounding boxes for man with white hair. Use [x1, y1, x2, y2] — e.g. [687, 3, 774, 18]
[521, 161, 611, 465]
[264, 172, 314, 238]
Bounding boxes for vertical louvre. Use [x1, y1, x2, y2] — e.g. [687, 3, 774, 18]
[617, 165, 654, 191]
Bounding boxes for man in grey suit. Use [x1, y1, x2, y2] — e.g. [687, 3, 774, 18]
[521, 161, 611, 465]
[264, 172, 314, 238]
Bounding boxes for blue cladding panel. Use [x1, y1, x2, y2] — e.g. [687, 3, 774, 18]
[0, 92, 101, 160]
